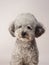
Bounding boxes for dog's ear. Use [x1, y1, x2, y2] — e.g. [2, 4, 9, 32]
[35, 23, 45, 38]
[8, 22, 15, 37]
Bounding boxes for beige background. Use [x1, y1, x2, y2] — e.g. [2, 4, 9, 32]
[0, 0, 49, 65]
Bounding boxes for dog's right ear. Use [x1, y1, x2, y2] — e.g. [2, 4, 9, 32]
[8, 22, 15, 37]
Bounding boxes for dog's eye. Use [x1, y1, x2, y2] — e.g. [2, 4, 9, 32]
[27, 26, 32, 30]
[19, 25, 22, 28]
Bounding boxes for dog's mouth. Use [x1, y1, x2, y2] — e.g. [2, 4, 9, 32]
[17, 34, 32, 42]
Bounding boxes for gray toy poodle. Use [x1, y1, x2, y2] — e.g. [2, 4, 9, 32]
[9, 13, 45, 65]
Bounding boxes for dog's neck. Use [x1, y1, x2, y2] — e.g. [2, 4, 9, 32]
[16, 39, 37, 48]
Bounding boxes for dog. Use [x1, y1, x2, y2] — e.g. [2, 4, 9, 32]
[9, 13, 45, 65]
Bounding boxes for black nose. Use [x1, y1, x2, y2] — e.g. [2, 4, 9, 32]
[21, 31, 27, 37]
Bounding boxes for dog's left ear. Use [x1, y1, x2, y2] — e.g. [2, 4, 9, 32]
[35, 23, 45, 38]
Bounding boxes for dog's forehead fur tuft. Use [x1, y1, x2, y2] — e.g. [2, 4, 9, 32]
[14, 13, 38, 26]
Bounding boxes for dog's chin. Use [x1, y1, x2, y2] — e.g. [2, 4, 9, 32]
[17, 37, 32, 42]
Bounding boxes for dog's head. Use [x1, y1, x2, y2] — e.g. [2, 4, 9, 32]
[9, 13, 45, 42]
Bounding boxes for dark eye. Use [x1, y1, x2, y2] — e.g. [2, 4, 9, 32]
[27, 26, 32, 30]
[19, 25, 22, 28]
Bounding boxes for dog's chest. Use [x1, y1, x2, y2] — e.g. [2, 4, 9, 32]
[13, 42, 38, 59]
[11, 41, 38, 64]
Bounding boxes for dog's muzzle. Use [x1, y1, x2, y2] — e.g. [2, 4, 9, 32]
[15, 30, 32, 42]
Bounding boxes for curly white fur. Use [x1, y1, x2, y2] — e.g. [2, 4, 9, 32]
[9, 13, 45, 65]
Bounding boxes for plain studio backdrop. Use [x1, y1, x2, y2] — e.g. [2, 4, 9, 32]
[0, 0, 49, 65]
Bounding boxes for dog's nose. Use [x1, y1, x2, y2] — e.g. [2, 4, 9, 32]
[21, 31, 27, 37]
